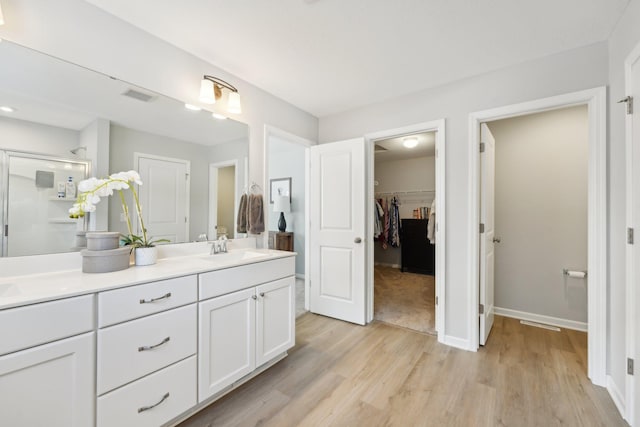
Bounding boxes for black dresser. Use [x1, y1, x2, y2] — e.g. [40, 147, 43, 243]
[401, 218, 435, 275]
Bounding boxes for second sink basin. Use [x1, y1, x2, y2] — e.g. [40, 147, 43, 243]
[202, 249, 271, 264]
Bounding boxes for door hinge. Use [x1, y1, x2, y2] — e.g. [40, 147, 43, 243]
[628, 228, 635, 245]
[185, 216, 188, 223]
[618, 96, 634, 115]
[3, 224, 7, 237]
[435, 296, 438, 305]
[479, 223, 485, 233]
[479, 304, 485, 315]
[185, 173, 189, 180]
[480, 142, 485, 153]
[628, 358, 634, 375]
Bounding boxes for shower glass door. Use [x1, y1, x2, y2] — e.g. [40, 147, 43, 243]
[2, 151, 89, 257]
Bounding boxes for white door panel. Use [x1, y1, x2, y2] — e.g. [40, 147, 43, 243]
[310, 139, 366, 325]
[480, 123, 496, 345]
[137, 156, 189, 244]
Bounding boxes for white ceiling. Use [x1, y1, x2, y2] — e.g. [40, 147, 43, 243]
[375, 132, 435, 162]
[84, 0, 629, 117]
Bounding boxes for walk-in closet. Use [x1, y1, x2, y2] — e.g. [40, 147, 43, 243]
[373, 131, 436, 334]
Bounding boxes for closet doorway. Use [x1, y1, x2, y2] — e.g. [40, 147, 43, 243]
[373, 132, 437, 334]
[365, 119, 446, 338]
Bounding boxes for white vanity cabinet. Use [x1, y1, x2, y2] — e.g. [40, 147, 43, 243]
[0, 295, 95, 427]
[198, 257, 295, 402]
[96, 275, 198, 427]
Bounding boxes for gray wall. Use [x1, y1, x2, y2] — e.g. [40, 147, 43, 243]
[268, 137, 306, 276]
[319, 42, 608, 343]
[0, 116, 79, 156]
[488, 105, 588, 323]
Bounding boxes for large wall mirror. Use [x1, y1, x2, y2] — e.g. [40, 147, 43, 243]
[0, 40, 249, 257]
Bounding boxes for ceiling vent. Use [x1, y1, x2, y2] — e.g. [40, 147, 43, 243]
[122, 89, 155, 103]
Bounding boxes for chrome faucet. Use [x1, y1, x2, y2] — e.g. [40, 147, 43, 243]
[209, 235, 228, 255]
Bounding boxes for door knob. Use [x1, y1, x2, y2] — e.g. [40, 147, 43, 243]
[492, 237, 501, 243]
[354, 237, 362, 244]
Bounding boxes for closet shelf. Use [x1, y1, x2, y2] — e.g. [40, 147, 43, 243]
[375, 189, 435, 196]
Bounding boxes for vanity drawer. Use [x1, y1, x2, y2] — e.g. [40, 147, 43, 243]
[98, 275, 197, 327]
[97, 304, 196, 395]
[0, 295, 94, 356]
[97, 355, 196, 427]
[199, 256, 295, 300]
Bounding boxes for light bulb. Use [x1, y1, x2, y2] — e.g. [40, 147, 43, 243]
[212, 113, 227, 120]
[403, 138, 418, 148]
[184, 104, 202, 111]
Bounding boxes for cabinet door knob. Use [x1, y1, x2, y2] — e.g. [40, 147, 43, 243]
[252, 295, 257, 300]
[492, 237, 501, 243]
[259, 292, 265, 297]
[354, 237, 362, 244]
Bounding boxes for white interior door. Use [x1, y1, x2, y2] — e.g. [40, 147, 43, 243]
[627, 46, 640, 426]
[310, 138, 366, 325]
[480, 123, 496, 345]
[137, 155, 189, 244]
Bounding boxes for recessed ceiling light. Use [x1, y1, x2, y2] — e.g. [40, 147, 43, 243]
[403, 137, 418, 148]
[212, 113, 227, 120]
[184, 104, 202, 111]
[0, 106, 15, 113]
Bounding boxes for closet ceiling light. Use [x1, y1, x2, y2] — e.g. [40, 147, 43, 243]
[184, 103, 202, 111]
[403, 137, 418, 148]
[199, 75, 242, 114]
[0, 106, 15, 113]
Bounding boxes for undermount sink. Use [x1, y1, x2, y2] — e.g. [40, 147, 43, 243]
[0, 283, 21, 297]
[203, 250, 271, 263]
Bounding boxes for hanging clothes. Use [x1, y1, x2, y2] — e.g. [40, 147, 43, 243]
[427, 198, 436, 245]
[380, 198, 389, 249]
[388, 196, 401, 248]
[373, 199, 384, 238]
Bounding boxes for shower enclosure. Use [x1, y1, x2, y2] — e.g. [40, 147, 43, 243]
[1, 151, 90, 257]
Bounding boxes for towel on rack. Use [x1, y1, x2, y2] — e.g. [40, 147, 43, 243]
[427, 199, 436, 245]
[247, 193, 265, 234]
[237, 193, 248, 233]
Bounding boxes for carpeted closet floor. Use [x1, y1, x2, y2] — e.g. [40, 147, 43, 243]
[373, 265, 435, 334]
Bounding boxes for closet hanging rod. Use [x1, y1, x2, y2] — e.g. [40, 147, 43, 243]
[375, 189, 435, 196]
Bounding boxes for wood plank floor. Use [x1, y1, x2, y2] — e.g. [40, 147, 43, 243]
[374, 265, 435, 334]
[178, 314, 626, 427]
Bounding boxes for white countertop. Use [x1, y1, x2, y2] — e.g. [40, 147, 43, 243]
[0, 248, 296, 310]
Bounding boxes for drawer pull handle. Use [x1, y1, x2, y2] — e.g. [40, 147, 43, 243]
[138, 392, 170, 413]
[139, 292, 172, 304]
[138, 336, 170, 352]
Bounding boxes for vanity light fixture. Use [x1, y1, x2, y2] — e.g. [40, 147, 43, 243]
[0, 106, 15, 113]
[199, 75, 242, 114]
[0, 1, 5, 26]
[403, 137, 418, 148]
[184, 103, 202, 111]
[211, 112, 227, 120]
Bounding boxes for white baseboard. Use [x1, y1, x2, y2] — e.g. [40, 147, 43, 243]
[442, 335, 473, 351]
[606, 375, 626, 420]
[494, 307, 587, 332]
[374, 262, 401, 269]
